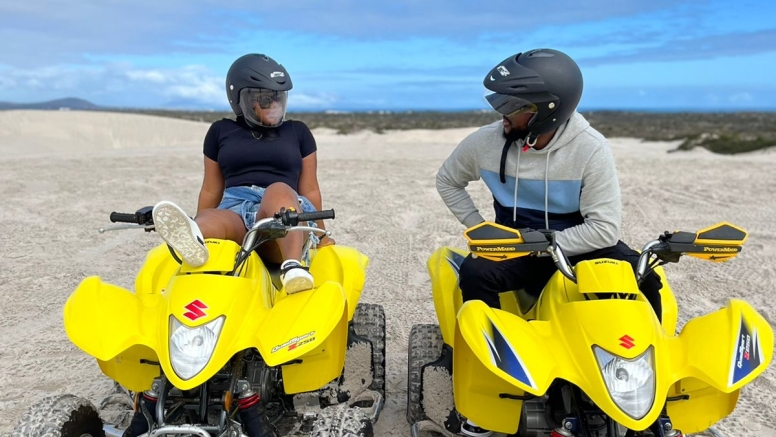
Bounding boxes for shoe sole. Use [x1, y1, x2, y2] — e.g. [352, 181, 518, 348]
[153, 203, 208, 267]
[283, 274, 314, 294]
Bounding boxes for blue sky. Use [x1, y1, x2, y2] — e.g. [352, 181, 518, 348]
[1, 0, 775, 111]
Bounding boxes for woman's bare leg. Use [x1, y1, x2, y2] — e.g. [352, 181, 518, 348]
[254, 182, 306, 264]
[251, 182, 313, 293]
[195, 209, 247, 243]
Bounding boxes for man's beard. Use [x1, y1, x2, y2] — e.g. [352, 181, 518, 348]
[502, 126, 529, 143]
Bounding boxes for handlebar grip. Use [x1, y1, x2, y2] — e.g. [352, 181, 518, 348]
[110, 212, 138, 224]
[297, 209, 335, 222]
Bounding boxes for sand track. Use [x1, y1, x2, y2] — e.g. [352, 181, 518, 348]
[1, 111, 774, 436]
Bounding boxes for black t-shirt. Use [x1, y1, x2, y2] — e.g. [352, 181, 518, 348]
[203, 118, 317, 191]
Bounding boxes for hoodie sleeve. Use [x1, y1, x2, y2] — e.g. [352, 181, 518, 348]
[554, 142, 621, 255]
[436, 135, 486, 228]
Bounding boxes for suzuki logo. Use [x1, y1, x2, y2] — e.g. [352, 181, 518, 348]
[619, 335, 635, 349]
[183, 299, 208, 321]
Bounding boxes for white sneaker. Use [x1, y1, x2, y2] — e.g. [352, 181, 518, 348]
[152, 201, 208, 267]
[280, 260, 314, 293]
[461, 419, 493, 437]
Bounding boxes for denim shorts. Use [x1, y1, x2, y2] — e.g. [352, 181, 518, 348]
[218, 185, 317, 229]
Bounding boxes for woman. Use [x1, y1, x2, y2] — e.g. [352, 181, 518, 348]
[152, 53, 334, 294]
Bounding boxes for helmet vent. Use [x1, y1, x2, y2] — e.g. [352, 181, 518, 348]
[250, 76, 261, 82]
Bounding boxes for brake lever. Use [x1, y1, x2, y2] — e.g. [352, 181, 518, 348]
[99, 224, 155, 233]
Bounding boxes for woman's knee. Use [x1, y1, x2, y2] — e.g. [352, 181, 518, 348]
[194, 209, 245, 240]
[264, 182, 296, 198]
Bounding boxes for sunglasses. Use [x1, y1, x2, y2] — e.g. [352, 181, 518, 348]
[505, 103, 538, 119]
[241, 89, 285, 109]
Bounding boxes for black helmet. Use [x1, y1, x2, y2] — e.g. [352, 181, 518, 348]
[225, 54, 293, 128]
[483, 49, 583, 139]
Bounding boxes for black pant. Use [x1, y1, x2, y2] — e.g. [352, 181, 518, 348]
[459, 241, 663, 320]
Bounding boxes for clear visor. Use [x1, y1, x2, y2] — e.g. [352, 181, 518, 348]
[239, 88, 288, 128]
[484, 90, 538, 117]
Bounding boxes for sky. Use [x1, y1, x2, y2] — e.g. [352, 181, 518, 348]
[1, 0, 775, 112]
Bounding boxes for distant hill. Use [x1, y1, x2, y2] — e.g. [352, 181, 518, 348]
[0, 97, 101, 110]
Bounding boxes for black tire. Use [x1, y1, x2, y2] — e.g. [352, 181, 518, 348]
[12, 394, 106, 437]
[352, 303, 386, 397]
[311, 406, 374, 437]
[406, 324, 444, 425]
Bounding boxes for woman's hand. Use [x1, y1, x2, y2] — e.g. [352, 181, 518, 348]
[318, 235, 336, 247]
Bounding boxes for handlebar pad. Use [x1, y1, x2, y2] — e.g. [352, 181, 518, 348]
[110, 212, 138, 224]
[298, 209, 335, 222]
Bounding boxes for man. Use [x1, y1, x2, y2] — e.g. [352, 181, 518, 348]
[436, 46, 662, 437]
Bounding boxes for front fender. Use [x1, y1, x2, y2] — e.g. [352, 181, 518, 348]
[428, 247, 468, 347]
[257, 282, 348, 393]
[679, 299, 773, 391]
[454, 300, 558, 433]
[666, 299, 773, 433]
[64, 276, 160, 391]
[455, 299, 668, 432]
[309, 245, 369, 322]
[257, 281, 347, 366]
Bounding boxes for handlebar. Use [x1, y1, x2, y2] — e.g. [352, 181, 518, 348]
[468, 226, 664, 284]
[235, 208, 336, 273]
[102, 206, 155, 232]
[110, 212, 140, 224]
[276, 208, 336, 226]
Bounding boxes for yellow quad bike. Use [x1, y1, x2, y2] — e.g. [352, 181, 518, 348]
[14, 206, 385, 437]
[408, 222, 772, 437]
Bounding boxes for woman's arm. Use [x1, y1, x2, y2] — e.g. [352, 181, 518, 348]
[197, 156, 225, 213]
[298, 151, 334, 245]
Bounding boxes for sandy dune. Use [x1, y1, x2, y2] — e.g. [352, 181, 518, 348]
[0, 110, 774, 436]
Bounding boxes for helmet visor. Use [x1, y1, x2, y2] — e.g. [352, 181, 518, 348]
[239, 88, 288, 128]
[484, 90, 537, 117]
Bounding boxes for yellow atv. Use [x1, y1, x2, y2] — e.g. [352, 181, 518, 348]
[14, 206, 384, 437]
[409, 222, 772, 437]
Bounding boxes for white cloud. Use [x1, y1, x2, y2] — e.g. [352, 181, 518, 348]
[126, 70, 167, 83]
[125, 65, 225, 106]
[0, 63, 227, 108]
[288, 92, 339, 109]
[729, 92, 753, 103]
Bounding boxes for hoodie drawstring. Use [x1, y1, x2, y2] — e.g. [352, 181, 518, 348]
[513, 149, 522, 222]
[501, 137, 553, 228]
[544, 150, 552, 229]
[498, 137, 513, 184]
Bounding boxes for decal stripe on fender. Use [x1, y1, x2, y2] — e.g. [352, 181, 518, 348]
[482, 320, 537, 390]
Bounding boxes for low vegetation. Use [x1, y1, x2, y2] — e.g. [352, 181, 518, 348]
[121, 109, 776, 155]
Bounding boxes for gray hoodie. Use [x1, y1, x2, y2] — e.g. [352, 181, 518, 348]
[436, 111, 621, 256]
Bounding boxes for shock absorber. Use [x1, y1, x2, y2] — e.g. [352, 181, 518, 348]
[550, 418, 577, 437]
[122, 388, 159, 437]
[237, 390, 275, 437]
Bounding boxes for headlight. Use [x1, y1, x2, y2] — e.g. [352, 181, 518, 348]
[169, 316, 224, 380]
[593, 346, 655, 419]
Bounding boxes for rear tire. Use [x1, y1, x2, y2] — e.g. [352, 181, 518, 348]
[406, 324, 444, 424]
[311, 406, 373, 437]
[12, 394, 105, 437]
[352, 303, 386, 397]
